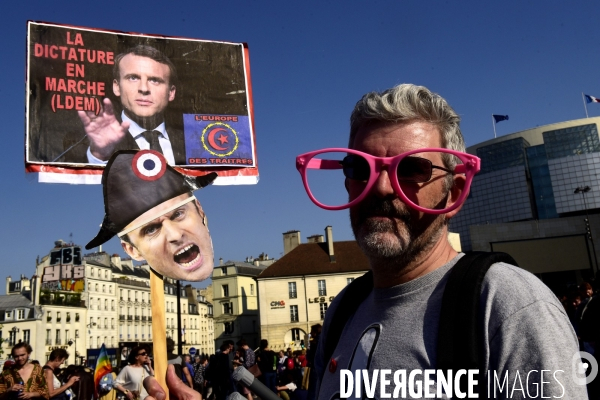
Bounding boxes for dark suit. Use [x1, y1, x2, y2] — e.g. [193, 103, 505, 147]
[60, 127, 186, 165]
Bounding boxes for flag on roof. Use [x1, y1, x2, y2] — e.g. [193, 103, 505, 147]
[585, 94, 600, 104]
[493, 115, 509, 123]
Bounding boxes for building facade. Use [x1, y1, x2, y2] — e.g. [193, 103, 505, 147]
[0, 241, 214, 365]
[212, 260, 264, 350]
[450, 117, 600, 286]
[257, 226, 370, 351]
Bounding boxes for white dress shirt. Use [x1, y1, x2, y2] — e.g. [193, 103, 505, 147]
[87, 112, 175, 164]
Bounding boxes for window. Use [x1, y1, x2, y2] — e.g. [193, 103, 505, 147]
[5, 311, 12, 319]
[318, 280, 327, 296]
[288, 282, 297, 299]
[75, 313, 80, 322]
[55, 329, 61, 345]
[89, 336, 93, 348]
[66, 312, 71, 323]
[17, 309, 25, 319]
[291, 328, 301, 341]
[105, 270, 108, 279]
[46, 329, 51, 345]
[9, 330, 17, 346]
[95, 283, 99, 292]
[250, 284, 254, 295]
[347, 278, 354, 285]
[90, 268, 94, 277]
[222, 284, 229, 297]
[320, 303, 328, 320]
[224, 322, 234, 334]
[223, 303, 233, 314]
[221, 267, 227, 275]
[102, 285, 106, 293]
[57, 312, 61, 322]
[290, 305, 299, 322]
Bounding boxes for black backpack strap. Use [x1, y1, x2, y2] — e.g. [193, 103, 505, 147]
[437, 251, 517, 397]
[321, 270, 373, 379]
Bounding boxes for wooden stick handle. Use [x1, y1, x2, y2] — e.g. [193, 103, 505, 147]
[150, 270, 169, 400]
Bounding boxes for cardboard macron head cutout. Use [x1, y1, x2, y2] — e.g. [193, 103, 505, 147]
[86, 150, 217, 281]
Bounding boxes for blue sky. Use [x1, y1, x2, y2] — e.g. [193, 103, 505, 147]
[1, 0, 599, 288]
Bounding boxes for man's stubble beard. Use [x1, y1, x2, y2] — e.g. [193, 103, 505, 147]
[350, 197, 447, 273]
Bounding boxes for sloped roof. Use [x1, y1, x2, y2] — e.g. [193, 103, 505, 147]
[219, 261, 266, 277]
[0, 295, 33, 310]
[257, 241, 370, 279]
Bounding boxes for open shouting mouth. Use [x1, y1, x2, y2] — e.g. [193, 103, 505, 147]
[174, 244, 203, 270]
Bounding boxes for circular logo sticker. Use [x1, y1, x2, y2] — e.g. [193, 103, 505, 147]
[201, 122, 240, 157]
[132, 150, 167, 181]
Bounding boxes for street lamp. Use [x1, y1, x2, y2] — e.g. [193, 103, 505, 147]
[574, 185, 598, 274]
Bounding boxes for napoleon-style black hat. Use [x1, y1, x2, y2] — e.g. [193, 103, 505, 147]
[85, 150, 217, 250]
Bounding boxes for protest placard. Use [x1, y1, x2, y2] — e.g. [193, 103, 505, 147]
[26, 21, 258, 185]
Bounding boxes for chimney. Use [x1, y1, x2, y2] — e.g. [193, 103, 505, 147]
[31, 275, 40, 305]
[325, 226, 335, 262]
[219, 258, 223, 266]
[307, 234, 324, 243]
[111, 254, 122, 269]
[6, 276, 11, 294]
[283, 230, 301, 255]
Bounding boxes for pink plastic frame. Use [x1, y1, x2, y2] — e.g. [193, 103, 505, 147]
[296, 147, 481, 214]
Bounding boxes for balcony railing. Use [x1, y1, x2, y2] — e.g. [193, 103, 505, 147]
[55, 339, 62, 345]
[127, 316, 133, 321]
[134, 316, 140, 321]
[142, 316, 147, 321]
[45, 339, 52, 345]
[119, 315, 125, 321]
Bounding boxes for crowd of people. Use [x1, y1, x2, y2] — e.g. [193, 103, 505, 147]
[0, 333, 322, 400]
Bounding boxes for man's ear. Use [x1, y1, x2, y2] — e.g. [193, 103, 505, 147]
[445, 174, 467, 220]
[121, 240, 144, 262]
[168, 85, 176, 102]
[113, 79, 121, 97]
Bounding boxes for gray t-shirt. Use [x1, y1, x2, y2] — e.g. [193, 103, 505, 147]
[315, 254, 588, 399]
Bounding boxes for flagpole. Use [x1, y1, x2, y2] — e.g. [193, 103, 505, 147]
[583, 93, 589, 118]
[492, 115, 497, 138]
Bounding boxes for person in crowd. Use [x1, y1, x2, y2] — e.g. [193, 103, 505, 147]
[207, 344, 233, 400]
[114, 346, 154, 400]
[181, 355, 195, 390]
[235, 339, 255, 400]
[276, 351, 287, 379]
[256, 339, 276, 393]
[309, 83, 586, 399]
[42, 349, 79, 400]
[191, 356, 205, 399]
[0, 343, 48, 400]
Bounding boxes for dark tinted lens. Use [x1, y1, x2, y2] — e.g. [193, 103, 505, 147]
[342, 155, 370, 180]
[397, 157, 432, 182]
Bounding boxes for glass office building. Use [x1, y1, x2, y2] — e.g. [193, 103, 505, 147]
[450, 118, 600, 251]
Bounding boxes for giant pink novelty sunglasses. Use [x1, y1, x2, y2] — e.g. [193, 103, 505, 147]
[296, 148, 481, 214]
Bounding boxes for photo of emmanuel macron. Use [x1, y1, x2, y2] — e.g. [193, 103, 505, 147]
[86, 149, 217, 281]
[72, 45, 186, 165]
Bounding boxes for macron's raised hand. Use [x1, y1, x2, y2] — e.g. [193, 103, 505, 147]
[78, 98, 130, 161]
